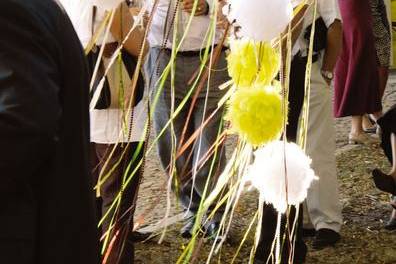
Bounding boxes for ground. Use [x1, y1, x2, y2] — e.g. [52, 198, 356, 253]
[134, 74, 396, 263]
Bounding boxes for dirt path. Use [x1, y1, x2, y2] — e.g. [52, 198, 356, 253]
[134, 73, 396, 263]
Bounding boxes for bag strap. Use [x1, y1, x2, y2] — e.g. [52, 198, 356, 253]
[92, 6, 97, 36]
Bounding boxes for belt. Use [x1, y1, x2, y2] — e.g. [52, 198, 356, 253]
[163, 45, 228, 57]
[297, 53, 319, 63]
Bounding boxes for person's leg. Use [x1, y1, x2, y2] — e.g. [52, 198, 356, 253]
[389, 133, 396, 176]
[385, 208, 396, 230]
[373, 132, 396, 194]
[0, 239, 35, 264]
[191, 98, 226, 232]
[95, 142, 143, 264]
[91, 143, 103, 227]
[116, 142, 144, 264]
[255, 204, 306, 264]
[255, 55, 308, 263]
[349, 115, 378, 144]
[304, 61, 342, 249]
[385, 196, 396, 230]
[351, 115, 363, 135]
[378, 65, 389, 99]
[146, 48, 202, 237]
[369, 66, 388, 121]
[362, 114, 376, 132]
[187, 52, 228, 232]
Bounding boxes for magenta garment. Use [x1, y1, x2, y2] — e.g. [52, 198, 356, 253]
[334, 0, 382, 118]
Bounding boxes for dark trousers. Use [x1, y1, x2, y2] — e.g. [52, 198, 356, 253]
[91, 142, 144, 264]
[255, 55, 308, 263]
[255, 204, 306, 264]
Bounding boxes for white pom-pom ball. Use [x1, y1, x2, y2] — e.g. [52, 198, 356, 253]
[227, 0, 293, 41]
[246, 141, 317, 213]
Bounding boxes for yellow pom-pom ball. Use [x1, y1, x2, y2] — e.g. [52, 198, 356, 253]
[227, 86, 284, 147]
[227, 40, 280, 87]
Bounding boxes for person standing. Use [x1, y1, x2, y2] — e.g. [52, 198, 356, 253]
[334, 0, 382, 144]
[371, 0, 391, 101]
[255, 1, 343, 262]
[372, 105, 396, 231]
[297, 0, 343, 250]
[145, 0, 228, 238]
[0, 0, 99, 263]
[362, 0, 392, 134]
[62, 1, 148, 263]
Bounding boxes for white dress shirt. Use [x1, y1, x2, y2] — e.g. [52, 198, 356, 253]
[292, 0, 341, 56]
[60, 0, 148, 143]
[146, 0, 223, 51]
[62, 0, 117, 47]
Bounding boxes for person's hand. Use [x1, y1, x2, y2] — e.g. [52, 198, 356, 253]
[129, 7, 149, 28]
[182, 0, 209, 16]
[129, 7, 140, 16]
[216, 0, 228, 29]
[325, 78, 332, 86]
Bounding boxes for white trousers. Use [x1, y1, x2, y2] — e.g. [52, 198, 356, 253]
[302, 61, 343, 232]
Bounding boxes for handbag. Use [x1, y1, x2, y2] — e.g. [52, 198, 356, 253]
[87, 48, 112, 109]
[87, 5, 144, 110]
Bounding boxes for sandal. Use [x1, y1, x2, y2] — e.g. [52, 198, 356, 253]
[349, 133, 379, 145]
[363, 125, 377, 134]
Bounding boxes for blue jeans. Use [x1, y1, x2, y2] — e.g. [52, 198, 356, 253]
[145, 47, 228, 219]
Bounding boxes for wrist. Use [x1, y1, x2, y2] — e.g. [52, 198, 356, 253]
[321, 69, 334, 82]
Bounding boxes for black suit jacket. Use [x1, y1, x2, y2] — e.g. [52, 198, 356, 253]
[0, 0, 99, 263]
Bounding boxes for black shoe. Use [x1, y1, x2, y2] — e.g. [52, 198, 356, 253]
[385, 217, 396, 231]
[130, 231, 153, 242]
[391, 196, 396, 209]
[372, 169, 396, 195]
[205, 221, 224, 241]
[302, 228, 316, 237]
[312, 228, 340, 250]
[180, 217, 195, 239]
[296, 241, 308, 263]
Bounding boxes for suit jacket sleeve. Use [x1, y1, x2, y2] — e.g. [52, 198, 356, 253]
[0, 1, 61, 193]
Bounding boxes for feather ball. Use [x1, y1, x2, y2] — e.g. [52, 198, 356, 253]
[246, 141, 317, 213]
[227, 0, 293, 41]
[227, 85, 283, 147]
[227, 40, 280, 87]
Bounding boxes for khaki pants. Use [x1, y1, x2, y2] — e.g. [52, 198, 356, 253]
[303, 60, 343, 232]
